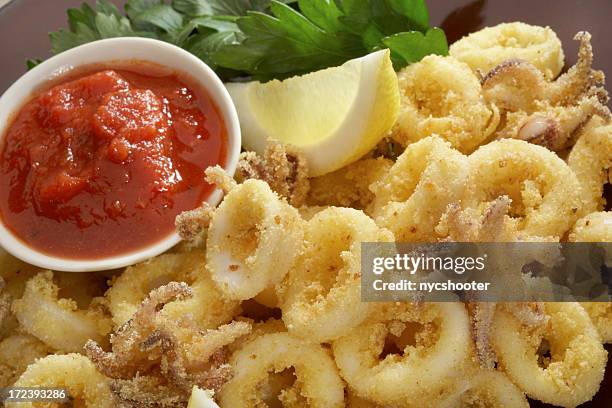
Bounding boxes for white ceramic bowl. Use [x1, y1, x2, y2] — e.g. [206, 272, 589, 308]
[0, 38, 241, 272]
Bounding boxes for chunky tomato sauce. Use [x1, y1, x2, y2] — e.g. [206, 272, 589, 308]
[0, 66, 226, 259]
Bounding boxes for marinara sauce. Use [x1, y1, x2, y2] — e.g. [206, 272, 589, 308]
[0, 65, 226, 259]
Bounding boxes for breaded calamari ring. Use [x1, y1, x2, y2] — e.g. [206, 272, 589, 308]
[369, 136, 469, 242]
[307, 157, 392, 210]
[279, 207, 393, 342]
[219, 332, 344, 408]
[449, 22, 564, 80]
[107, 250, 238, 328]
[0, 333, 50, 387]
[570, 211, 612, 243]
[580, 302, 612, 344]
[206, 179, 304, 300]
[439, 369, 528, 408]
[391, 56, 497, 153]
[332, 302, 471, 406]
[465, 139, 583, 238]
[491, 303, 607, 407]
[7, 354, 114, 408]
[12, 271, 112, 352]
[568, 120, 612, 212]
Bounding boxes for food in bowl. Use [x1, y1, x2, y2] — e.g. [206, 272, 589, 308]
[0, 1, 611, 407]
[0, 64, 227, 260]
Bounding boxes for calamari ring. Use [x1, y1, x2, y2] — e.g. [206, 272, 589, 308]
[206, 179, 305, 300]
[465, 139, 583, 238]
[391, 56, 497, 153]
[332, 302, 471, 406]
[0, 333, 50, 387]
[107, 250, 239, 329]
[449, 22, 564, 80]
[7, 354, 114, 408]
[491, 302, 607, 407]
[580, 303, 612, 344]
[369, 136, 469, 242]
[12, 271, 112, 353]
[570, 211, 612, 243]
[568, 120, 612, 212]
[439, 370, 529, 408]
[279, 207, 393, 342]
[219, 332, 344, 408]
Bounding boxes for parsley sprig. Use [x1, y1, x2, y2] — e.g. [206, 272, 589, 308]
[39, 0, 448, 81]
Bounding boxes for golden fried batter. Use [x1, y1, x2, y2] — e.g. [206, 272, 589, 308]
[391, 55, 498, 153]
[175, 202, 215, 242]
[483, 32, 611, 150]
[86, 282, 250, 395]
[236, 142, 309, 207]
[450, 22, 564, 80]
[306, 157, 392, 210]
[110, 375, 187, 408]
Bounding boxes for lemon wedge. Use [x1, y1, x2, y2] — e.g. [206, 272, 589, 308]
[187, 387, 219, 408]
[226, 50, 400, 176]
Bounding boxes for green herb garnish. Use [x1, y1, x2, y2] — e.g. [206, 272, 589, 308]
[35, 0, 448, 80]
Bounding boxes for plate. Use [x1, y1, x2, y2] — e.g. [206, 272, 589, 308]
[0, 1, 610, 406]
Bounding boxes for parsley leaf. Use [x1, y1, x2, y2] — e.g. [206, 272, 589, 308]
[383, 27, 448, 65]
[214, 1, 359, 78]
[172, 0, 296, 16]
[211, 0, 447, 79]
[44, 0, 447, 81]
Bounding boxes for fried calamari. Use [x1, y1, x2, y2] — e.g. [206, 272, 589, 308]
[107, 251, 238, 329]
[450, 22, 564, 80]
[8, 354, 115, 408]
[12, 271, 112, 353]
[306, 157, 392, 210]
[236, 142, 309, 207]
[0, 333, 50, 387]
[333, 302, 471, 406]
[568, 119, 612, 212]
[206, 179, 304, 300]
[86, 282, 250, 397]
[482, 32, 611, 151]
[220, 332, 344, 408]
[492, 302, 607, 407]
[391, 55, 498, 153]
[279, 207, 393, 342]
[369, 136, 469, 242]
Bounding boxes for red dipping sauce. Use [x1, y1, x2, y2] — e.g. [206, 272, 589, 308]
[0, 65, 226, 259]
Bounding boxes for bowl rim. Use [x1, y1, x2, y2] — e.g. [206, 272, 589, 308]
[0, 37, 241, 272]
